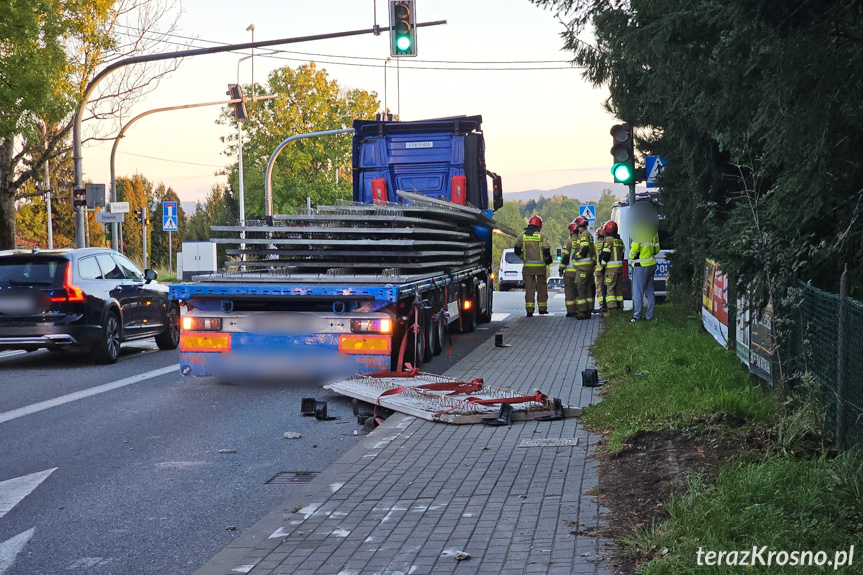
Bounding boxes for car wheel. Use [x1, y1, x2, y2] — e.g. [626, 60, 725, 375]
[156, 304, 181, 350]
[93, 311, 121, 365]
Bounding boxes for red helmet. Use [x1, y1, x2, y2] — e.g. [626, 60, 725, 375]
[528, 215, 543, 228]
[601, 220, 618, 235]
[568, 216, 589, 232]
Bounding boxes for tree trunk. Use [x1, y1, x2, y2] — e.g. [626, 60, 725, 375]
[0, 138, 17, 250]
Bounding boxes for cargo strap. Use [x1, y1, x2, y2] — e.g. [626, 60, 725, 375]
[396, 304, 424, 373]
[431, 389, 549, 418]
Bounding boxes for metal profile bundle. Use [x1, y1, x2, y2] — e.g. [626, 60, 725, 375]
[207, 195, 515, 280]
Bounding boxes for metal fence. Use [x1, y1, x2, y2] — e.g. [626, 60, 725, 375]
[785, 282, 863, 451]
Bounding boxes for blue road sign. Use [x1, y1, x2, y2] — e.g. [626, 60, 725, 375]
[579, 204, 596, 221]
[163, 201, 178, 232]
[645, 156, 667, 188]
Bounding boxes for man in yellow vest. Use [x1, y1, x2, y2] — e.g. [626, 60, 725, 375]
[514, 215, 552, 317]
[630, 227, 660, 321]
[560, 216, 594, 319]
[598, 220, 626, 311]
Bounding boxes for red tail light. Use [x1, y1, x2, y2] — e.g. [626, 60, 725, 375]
[52, 263, 85, 302]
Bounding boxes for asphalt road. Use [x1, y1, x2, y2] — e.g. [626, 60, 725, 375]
[0, 291, 537, 575]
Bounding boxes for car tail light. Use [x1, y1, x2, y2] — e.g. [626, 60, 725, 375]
[351, 318, 392, 334]
[52, 263, 85, 302]
[181, 316, 222, 331]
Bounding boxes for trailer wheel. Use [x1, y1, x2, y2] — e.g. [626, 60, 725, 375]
[422, 309, 434, 363]
[432, 310, 445, 355]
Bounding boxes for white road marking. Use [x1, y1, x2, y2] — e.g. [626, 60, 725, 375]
[490, 312, 510, 322]
[0, 528, 35, 575]
[0, 365, 178, 425]
[331, 528, 350, 537]
[230, 565, 255, 573]
[0, 468, 56, 519]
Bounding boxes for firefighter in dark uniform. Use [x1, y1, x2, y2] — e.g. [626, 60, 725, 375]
[560, 216, 595, 319]
[514, 215, 552, 316]
[599, 220, 626, 310]
[594, 224, 607, 313]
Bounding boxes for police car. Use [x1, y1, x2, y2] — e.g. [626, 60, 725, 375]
[609, 191, 673, 301]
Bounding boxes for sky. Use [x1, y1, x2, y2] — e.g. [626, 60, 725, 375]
[82, 0, 619, 207]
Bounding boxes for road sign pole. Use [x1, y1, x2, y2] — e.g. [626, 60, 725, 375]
[169, 231, 172, 277]
[629, 184, 635, 208]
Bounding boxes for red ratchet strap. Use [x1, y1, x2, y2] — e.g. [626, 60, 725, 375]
[396, 305, 423, 371]
[370, 375, 485, 424]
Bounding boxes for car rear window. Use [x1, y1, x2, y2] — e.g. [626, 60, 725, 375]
[0, 257, 66, 287]
[504, 251, 522, 264]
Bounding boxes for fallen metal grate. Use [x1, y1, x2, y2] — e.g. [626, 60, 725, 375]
[517, 438, 581, 448]
[266, 471, 319, 484]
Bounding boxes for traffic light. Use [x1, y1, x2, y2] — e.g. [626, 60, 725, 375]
[610, 123, 635, 185]
[389, 1, 417, 57]
[73, 188, 86, 208]
[555, 247, 562, 261]
[226, 84, 248, 123]
[133, 208, 143, 223]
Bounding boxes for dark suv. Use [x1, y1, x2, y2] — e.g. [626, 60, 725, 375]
[0, 248, 180, 364]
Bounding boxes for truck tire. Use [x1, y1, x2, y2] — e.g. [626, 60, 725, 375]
[432, 310, 445, 355]
[422, 309, 434, 363]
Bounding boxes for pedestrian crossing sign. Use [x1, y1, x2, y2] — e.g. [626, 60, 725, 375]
[579, 204, 596, 221]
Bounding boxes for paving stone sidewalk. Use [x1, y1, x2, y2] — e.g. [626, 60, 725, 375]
[196, 313, 613, 575]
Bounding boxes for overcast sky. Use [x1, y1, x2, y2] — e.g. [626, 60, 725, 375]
[82, 0, 618, 206]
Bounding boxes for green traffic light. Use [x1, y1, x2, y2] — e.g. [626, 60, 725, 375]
[612, 163, 633, 183]
[396, 35, 411, 51]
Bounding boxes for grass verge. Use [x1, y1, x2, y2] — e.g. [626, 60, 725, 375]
[588, 302, 862, 574]
[584, 305, 774, 451]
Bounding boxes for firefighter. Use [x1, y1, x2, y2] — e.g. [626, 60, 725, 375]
[560, 216, 594, 319]
[594, 224, 607, 313]
[514, 215, 553, 316]
[598, 220, 626, 311]
[630, 226, 660, 321]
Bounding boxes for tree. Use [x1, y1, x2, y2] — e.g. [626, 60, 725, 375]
[116, 173, 152, 265]
[218, 63, 380, 218]
[530, 0, 863, 300]
[1, 0, 182, 249]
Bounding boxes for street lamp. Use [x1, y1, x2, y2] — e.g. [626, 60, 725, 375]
[237, 24, 254, 261]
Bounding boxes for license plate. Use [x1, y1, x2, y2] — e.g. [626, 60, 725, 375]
[0, 294, 40, 316]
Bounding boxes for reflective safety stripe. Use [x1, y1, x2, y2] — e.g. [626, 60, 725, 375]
[576, 299, 587, 304]
[565, 266, 577, 272]
[632, 258, 656, 265]
[586, 297, 594, 303]
[565, 300, 576, 305]
[524, 263, 546, 267]
[608, 260, 623, 265]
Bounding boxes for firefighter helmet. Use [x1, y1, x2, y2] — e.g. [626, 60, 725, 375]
[528, 215, 543, 228]
[601, 220, 619, 235]
[569, 216, 589, 232]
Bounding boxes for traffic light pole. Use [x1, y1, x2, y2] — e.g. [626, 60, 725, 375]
[72, 21, 447, 248]
[142, 215, 148, 270]
[629, 184, 635, 207]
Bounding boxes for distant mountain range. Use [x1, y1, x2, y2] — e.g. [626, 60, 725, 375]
[503, 181, 641, 203]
